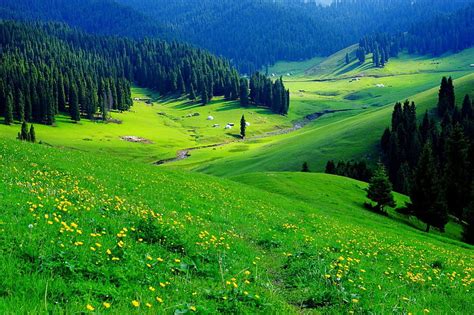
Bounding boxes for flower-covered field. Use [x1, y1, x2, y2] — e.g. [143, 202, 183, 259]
[0, 139, 472, 313]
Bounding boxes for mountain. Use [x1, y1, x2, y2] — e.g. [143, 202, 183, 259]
[117, 0, 471, 72]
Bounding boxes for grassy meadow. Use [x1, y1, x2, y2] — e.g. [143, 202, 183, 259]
[0, 139, 472, 313]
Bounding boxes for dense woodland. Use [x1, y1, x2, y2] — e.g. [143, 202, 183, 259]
[358, 4, 474, 64]
[380, 78, 474, 239]
[0, 21, 242, 124]
[1, 0, 468, 73]
[243, 73, 290, 115]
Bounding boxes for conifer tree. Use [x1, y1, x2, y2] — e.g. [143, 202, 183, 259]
[20, 121, 29, 141]
[345, 53, 350, 65]
[29, 124, 36, 143]
[366, 163, 395, 213]
[302, 162, 310, 173]
[443, 124, 470, 219]
[461, 94, 472, 119]
[410, 143, 447, 232]
[201, 87, 209, 105]
[69, 84, 80, 122]
[189, 84, 196, 101]
[325, 160, 336, 174]
[17, 90, 25, 122]
[240, 114, 246, 139]
[5, 92, 14, 125]
[240, 78, 249, 107]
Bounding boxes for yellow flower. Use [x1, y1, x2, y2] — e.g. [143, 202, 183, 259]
[156, 297, 163, 303]
[149, 286, 156, 292]
[106, 249, 112, 255]
[159, 282, 166, 287]
[146, 303, 152, 308]
[174, 258, 181, 263]
[132, 300, 140, 307]
[103, 302, 111, 309]
[190, 306, 197, 312]
[244, 270, 251, 275]
[157, 257, 164, 262]
[352, 299, 359, 303]
[86, 304, 95, 311]
[424, 309, 430, 313]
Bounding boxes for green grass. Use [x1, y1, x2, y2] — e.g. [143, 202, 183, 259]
[172, 56, 474, 176]
[0, 89, 290, 163]
[1, 139, 473, 313]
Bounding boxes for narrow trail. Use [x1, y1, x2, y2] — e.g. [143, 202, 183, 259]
[154, 108, 353, 165]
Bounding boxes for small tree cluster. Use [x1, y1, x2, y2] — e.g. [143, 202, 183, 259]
[325, 160, 372, 182]
[17, 121, 36, 143]
[381, 77, 474, 234]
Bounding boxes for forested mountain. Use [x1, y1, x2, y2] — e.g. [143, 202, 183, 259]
[1, 0, 472, 72]
[117, 0, 471, 72]
[358, 3, 474, 65]
[0, 0, 168, 39]
[0, 21, 239, 125]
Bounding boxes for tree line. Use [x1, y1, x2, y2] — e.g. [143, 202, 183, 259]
[380, 77, 474, 240]
[0, 21, 241, 125]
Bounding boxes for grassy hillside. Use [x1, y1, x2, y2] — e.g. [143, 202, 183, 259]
[0, 88, 290, 163]
[173, 58, 474, 176]
[1, 139, 473, 313]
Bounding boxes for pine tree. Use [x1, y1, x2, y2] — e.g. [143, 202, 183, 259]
[29, 124, 36, 143]
[410, 143, 447, 232]
[325, 160, 336, 174]
[366, 163, 396, 213]
[20, 121, 29, 141]
[240, 78, 249, 107]
[461, 94, 472, 119]
[345, 53, 350, 65]
[5, 92, 14, 125]
[189, 84, 196, 101]
[443, 124, 470, 219]
[69, 84, 80, 122]
[17, 90, 25, 122]
[201, 87, 209, 105]
[302, 162, 310, 172]
[240, 114, 246, 139]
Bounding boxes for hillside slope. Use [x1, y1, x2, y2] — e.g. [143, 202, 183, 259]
[0, 139, 473, 313]
[175, 68, 474, 176]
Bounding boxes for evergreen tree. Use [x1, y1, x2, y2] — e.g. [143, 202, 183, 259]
[5, 92, 14, 125]
[201, 87, 209, 105]
[69, 84, 80, 122]
[240, 78, 249, 107]
[302, 162, 310, 173]
[20, 121, 29, 141]
[16, 90, 25, 122]
[189, 84, 196, 101]
[366, 163, 396, 213]
[443, 124, 470, 219]
[410, 143, 447, 232]
[325, 160, 336, 174]
[29, 124, 36, 143]
[345, 53, 350, 65]
[240, 114, 246, 139]
[461, 94, 472, 119]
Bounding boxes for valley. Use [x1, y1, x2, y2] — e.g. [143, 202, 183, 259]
[1, 1, 474, 313]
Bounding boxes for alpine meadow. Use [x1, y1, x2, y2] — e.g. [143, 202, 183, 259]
[0, 0, 474, 314]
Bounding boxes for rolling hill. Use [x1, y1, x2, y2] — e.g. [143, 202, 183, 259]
[1, 138, 472, 313]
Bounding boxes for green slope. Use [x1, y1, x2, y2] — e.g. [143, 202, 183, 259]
[176, 72, 474, 176]
[1, 139, 473, 313]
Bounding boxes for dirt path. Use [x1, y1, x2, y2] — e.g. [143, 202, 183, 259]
[154, 108, 353, 165]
